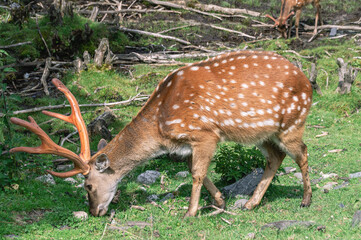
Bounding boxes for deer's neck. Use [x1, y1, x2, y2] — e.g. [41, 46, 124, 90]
[96, 107, 164, 178]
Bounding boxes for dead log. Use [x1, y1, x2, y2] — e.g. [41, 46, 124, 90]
[194, 3, 260, 17]
[89, 6, 99, 21]
[309, 63, 323, 95]
[94, 38, 116, 66]
[40, 57, 51, 95]
[73, 57, 84, 73]
[293, 61, 322, 95]
[336, 58, 358, 94]
[87, 108, 117, 141]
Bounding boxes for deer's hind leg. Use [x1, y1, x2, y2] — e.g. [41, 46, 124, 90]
[243, 141, 286, 210]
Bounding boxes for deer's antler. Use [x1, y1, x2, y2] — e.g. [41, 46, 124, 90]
[265, 14, 280, 27]
[10, 78, 91, 178]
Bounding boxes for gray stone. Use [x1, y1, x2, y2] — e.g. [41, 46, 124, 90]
[322, 182, 338, 191]
[76, 183, 84, 188]
[175, 171, 189, 178]
[223, 168, 264, 197]
[329, 27, 338, 37]
[284, 167, 297, 174]
[352, 210, 361, 227]
[56, 164, 73, 171]
[76, 173, 85, 180]
[261, 220, 315, 231]
[147, 194, 159, 202]
[35, 174, 56, 185]
[334, 181, 349, 190]
[320, 172, 338, 179]
[64, 178, 78, 184]
[160, 193, 174, 202]
[73, 211, 88, 221]
[294, 172, 303, 181]
[231, 199, 249, 209]
[4, 235, 19, 239]
[349, 172, 361, 179]
[137, 170, 161, 185]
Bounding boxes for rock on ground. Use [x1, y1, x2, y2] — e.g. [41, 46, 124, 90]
[175, 171, 189, 178]
[261, 220, 315, 231]
[223, 168, 264, 197]
[231, 199, 249, 209]
[35, 174, 56, 185]
[349, 172, 361, 179]
[64, 177, 78, 184]
[137, 170, 161, 185]
[73, 211, 88, 220]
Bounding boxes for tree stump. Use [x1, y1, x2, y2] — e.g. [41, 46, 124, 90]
[87, 108, 117, 141]
[94, 38, 116, 66]
[293, 61, 322, 95]
[336, 58, 358, 94]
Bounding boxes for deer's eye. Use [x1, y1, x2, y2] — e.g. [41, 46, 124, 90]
[85, 184, 92, 191]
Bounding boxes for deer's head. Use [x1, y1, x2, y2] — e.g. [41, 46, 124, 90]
[10, 79, 117, 217]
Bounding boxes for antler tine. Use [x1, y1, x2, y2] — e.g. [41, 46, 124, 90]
[10, 116, 90, 177]
[42, 78, 91, 162]
[281, 11, 295, 25]
[265, 14, 280, 27]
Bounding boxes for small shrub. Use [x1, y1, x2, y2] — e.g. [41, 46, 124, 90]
[214, 142, 265, 183]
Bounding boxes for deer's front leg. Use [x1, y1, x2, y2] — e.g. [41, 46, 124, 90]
[185, 138, 218, 217]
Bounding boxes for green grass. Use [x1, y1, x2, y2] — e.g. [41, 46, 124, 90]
[2, 40, 361, 238]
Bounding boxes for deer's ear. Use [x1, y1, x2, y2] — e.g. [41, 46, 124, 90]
[95, 154, 110, 173]
[97, 139, 108, 151]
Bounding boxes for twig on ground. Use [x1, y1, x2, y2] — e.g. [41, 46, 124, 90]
[0, 95, 149, 117]
[304, 24, 361, 31]
[119, 27, 191, 45]
[145, 0, 222, 21]
[0, 41, 32, 49]
[36, 16, 51, 57]
[220, 217, 233, 225]
[282, 50, 313, 59]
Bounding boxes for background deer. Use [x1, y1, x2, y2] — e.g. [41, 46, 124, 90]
[266, 0, 322, 38]
[11, 50, 313, 217]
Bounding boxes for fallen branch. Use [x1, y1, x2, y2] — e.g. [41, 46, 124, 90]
[282, 50, 313, 59]
[0, 95, 149, 117]
[78, 9, 181, 14]
[36, 16, 51, 57]
[194, 3, 260, 17]
[40, 57, 51, 96]
[0, 41, 32, 49]
[145, 0, 222, 21]
[119, 27, 191, 45]
[304, 24, 361, 31]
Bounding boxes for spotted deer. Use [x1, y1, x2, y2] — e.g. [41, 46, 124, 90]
[266, 0, 322, 38]
[10, 50, 313, 217]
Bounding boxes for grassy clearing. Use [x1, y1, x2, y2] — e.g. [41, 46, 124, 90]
[2, 38, 361, 239]
[1, 0, 361, 238]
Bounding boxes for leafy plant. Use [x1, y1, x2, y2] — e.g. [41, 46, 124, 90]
[213, 142, 266, 183]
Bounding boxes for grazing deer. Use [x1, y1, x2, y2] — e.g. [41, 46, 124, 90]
[11, 50, 313, 217]
[266, 0, 322, 38]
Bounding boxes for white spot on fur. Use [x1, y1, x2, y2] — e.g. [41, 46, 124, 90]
[266, 64, 272, 69]
[177, 70, 184, 76]
[241, 83, 249, 89]
[165, 119, 182, 125]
